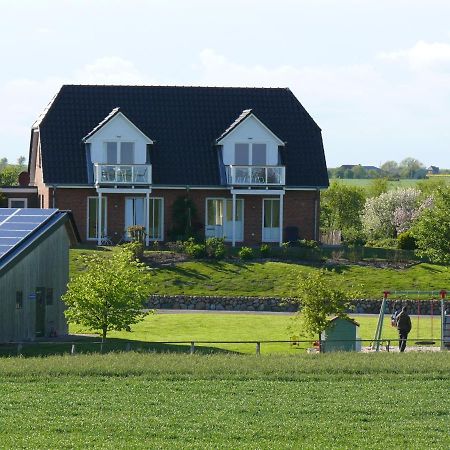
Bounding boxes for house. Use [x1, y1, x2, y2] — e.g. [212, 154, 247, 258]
[427, 166, 439, 175]
[0, 172, 38, 208]
[0, 208, 79, 342]
[28, 85, 328, 246]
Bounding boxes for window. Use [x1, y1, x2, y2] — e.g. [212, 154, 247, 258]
[148, 198, 163, 240]
[16, 291, 23, 309]
[46, 288, 54, 306]
[207, 199, 224, 226]
[87, 197, 107, 240]
[8, 198, 28, 208]
[234, 143, 267, 165]
[234, 144, 249, 165]
[105, 141, 135, 164]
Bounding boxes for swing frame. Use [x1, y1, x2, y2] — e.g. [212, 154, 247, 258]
[371, 290, 447, 351]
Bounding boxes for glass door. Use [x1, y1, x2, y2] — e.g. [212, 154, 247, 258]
[125, 197, 146, 238]
[224, 199, 243, 242]
[205, 199, 224, 238]
[262, 199, 280, 242]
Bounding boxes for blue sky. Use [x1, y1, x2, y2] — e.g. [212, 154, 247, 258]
[1, 0, 449, 168]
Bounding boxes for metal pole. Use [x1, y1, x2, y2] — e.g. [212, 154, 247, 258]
[70, 344, 76, 355]
[190, 341, 195, 355]
[256, 342, 261, 355]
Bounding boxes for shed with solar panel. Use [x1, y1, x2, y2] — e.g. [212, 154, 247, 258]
[0, 208, 78, 342]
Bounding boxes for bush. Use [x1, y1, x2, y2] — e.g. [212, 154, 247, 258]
[184, 238, 206, 259]
[238, 246, 254, 260]
[397, 231, 416, 250]
[297, 239, 319, 249]
[341, 228, 366, 247]
[205, 237, 226, 260]
[259, 244, 271, 257]
[365, 238, 398, 249]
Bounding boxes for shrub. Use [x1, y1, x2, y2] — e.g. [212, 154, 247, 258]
[397, 231, 416, 250]
[298, 239, 319, 249]
[205, 237, 226, 260]
[184, 238, 206, 259]
[238, 246, 254, 260]
[365, 238, 398, 249]
[341, 228, 366, 247]
[259, 244, 271, 257]
[165, 241, 185, 253]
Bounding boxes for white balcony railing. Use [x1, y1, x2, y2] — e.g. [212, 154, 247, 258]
[226, 165, 285, 186]
[94, 164, 152, 185]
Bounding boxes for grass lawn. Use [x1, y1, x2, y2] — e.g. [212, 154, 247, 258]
[141, 260, 449, 299]
[70, 247, 450, 300]
[0, 353, 448, 449]
[65, 312, 441, 354]
[332, 177, 450, 190]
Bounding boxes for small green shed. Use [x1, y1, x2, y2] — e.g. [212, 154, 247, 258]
[320, 317, 360, 352]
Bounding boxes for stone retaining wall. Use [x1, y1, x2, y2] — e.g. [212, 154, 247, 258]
[147, 295, 449, 315]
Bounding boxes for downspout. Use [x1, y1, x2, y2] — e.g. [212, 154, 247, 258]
[52, 185, 57, 208]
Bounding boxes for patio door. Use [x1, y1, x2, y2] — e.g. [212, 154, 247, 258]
[262, 199, 280, 242]
[125, 197, 146, 236]
[206, 199, 243, 242]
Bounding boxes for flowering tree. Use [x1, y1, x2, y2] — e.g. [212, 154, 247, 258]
[362, 188, 428, 239]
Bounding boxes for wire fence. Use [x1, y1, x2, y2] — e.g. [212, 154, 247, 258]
[0, 337, 446, 357]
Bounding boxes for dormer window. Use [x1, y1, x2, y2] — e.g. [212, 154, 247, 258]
[234, 143, 267, 166]
[106, 141, 135, 164]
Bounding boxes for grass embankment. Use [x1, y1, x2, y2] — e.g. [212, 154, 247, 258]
[0, 353, 448, 449]
[71, 248, 450, 298]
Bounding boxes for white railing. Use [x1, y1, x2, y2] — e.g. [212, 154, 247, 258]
[94, 164, 152, 185]
[226, 165, 285, 186]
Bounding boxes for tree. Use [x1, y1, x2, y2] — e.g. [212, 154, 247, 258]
[412, 187, 450, 264]
[0, 165, 21, 186]
[380, 160, 399, 178]
[17, 156, 26, 166]
[399, 157, 424, 179]
[62, 244, 151, 339]
[320, 181, 366, 234]
[362, 188, 425, 239]
[0, 157, 8, 169]
[294, 270, 358, 339]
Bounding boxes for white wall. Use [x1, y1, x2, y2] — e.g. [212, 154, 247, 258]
[87, 114, 151, 164]
[220, 116, 282, 166]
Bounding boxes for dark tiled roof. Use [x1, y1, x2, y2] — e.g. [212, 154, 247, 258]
[82, 107, 121, 141]
[216, 108, 254, 142]
[37, 85, 329, 187]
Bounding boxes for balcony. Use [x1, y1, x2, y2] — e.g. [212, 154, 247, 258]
[226, 165, 285, 186]
[94, 164, 152, 185]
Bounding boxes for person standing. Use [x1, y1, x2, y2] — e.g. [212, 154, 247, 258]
[396, 306, 412, 352]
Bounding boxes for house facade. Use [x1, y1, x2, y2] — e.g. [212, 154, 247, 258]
[28, 85, 328, 246]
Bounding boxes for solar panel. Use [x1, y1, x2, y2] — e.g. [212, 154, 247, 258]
[0, 208, 59, 261]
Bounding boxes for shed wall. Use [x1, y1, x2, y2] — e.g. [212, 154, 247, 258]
[0, 223, 70, 342]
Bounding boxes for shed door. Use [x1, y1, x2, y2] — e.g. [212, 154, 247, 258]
[35, 287, 46, 337]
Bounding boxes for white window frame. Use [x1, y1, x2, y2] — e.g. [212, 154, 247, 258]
[104, 141, 136, 164]
[148, 197, 164, 241]
[234, 142, 268, 166]
[86, 196, 107, 241]
[124, 196, 164, 241]
[262, 198, 281, 243]
[205, 197, 244, 242]
[8, 198, 28, 208]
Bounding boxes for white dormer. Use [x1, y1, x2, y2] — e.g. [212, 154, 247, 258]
[83, 108, 153, 186]
[217, 110, 286, 186]
[217, 110, 284, 167]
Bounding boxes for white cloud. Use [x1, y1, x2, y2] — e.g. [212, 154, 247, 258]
[378, 40, 450, 71]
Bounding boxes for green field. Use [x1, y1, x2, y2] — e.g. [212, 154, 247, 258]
[331, 177, 450, 190]
[0, 353, 448, 449]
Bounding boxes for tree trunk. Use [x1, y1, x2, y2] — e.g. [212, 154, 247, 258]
[102, 325, 107, 340]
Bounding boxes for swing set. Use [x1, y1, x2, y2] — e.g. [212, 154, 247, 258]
[372, 290, 448, 351]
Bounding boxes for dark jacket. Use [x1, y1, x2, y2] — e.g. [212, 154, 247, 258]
[396, 312, 412, 333]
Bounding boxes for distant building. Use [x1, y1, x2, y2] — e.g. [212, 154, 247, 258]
[339, 164, 382, 173]
[0, 208, 78, 342]
[427, 166, 440, 175]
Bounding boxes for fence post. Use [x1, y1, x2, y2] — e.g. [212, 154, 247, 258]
[190, 341, 195, 355]
[17, 343, 22, 356]
[256, 342, 261, 356]
[386, 340, 390, 352]
[71, 344, 76, 356]
[126, 343, 131, 352]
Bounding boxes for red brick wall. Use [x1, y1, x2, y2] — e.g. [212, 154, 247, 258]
[50, 187, 320, 244]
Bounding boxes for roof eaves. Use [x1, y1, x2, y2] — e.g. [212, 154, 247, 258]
[82, 107, 121, 141]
